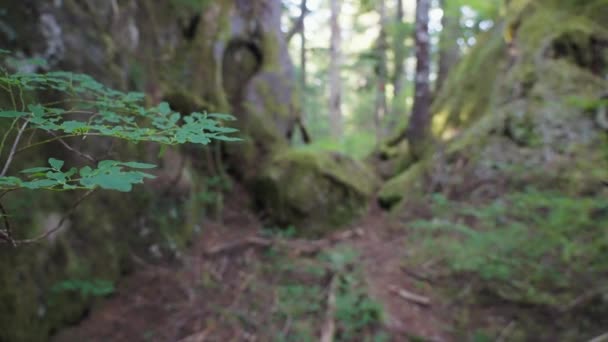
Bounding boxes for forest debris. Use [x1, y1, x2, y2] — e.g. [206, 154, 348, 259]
[388, 285, 431, 307]
[177, 328, 211, 342]
[320, 274, 339, 342]
[401, 267, 435, 284]
[496, 321, 516, 342]
[560, 287, 607, 313]
[203, 228, 364, 257]
[589, 332, 608, 342]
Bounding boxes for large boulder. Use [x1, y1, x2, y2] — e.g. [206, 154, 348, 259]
[252, 149, 379, 236]
[381, 0, 608, 211]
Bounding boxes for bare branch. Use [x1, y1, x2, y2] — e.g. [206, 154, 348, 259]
[320, 273, 338, 342]
[589, 332, 608, 342]
[388, 285, 431, 306]
[10, 189, 96, 245]
[0, 201, 15, 247]
[285, 2, 309, 44]
[0, 119, 29, 177]
[51, 131, 97, 164]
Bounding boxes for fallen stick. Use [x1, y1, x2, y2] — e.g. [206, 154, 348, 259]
[203, 228, 364, 257]
[496, 321, 516, 342]
[203, 236, 272, 256]
[589, 332, 608, 342]
[388, 285, 431, 307]
[320, 274, 339, 342]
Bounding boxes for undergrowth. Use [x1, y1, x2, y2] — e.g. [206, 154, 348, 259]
[408, 189, 608, 338]
[267, 246, 386, 341]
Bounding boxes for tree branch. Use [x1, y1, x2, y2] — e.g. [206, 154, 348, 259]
[51, 132, 97, 164]
[0, 201, 15, 247]
[285, 3, 309, 44]
[0, 119, 29, 177]
[9, 189, 97, 245]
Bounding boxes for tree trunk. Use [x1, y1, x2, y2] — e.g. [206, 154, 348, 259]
[300, 0, 307, 92]
[436, 0, 461, 93]
[406, 0, 432, 158]
[374, 0, 389, 144]
[329, 0, 343, 139]
[390, 0, 407, 131]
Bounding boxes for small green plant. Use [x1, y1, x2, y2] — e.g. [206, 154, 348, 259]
[261, 225, 298, 239]
[411, 189, 608, 306]
[320, 247, 385, 341]
[51, 278, 114, 298]
[0, 51, 239, 244]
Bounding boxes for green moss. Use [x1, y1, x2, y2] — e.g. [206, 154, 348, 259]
[0, 180, 202, 341]
[253, 149, 378, 236]
[377, 161, 428, 211]
[432, 24, 508, 136]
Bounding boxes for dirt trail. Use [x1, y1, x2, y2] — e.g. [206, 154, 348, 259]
[53, 191, 451, 342]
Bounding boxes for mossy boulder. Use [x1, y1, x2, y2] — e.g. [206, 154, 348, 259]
[252, 149, 379, 236]
[383, 0, 608, 211]
[378, 161, 428, 210]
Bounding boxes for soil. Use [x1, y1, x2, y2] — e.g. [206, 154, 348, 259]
[52, 187, 455, 342]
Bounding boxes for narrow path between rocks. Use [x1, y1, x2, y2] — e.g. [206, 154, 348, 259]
[53, 190, 452, 342]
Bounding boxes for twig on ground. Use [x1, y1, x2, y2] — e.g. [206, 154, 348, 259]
[177, 328, 212, 342]
[229, 272, 256, 309]
[589, 332, 608, 342]
[320, 273, 339, 342]
[203, 228, 364, 257]
[401, 267, 434, 284]
[388, 285, 431, 307]
[561, 287, 607, 313]
[496, 321, 516, 342]
[281, 316, 293, 339]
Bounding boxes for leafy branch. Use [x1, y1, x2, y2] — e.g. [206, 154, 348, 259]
[0, 51, 240, 244]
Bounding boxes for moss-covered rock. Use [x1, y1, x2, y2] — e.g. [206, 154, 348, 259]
[377, 161, 428, 210]
[383, 0, 608, 212]
[252, 149, 379, 236]
[382, 2, 608, 338]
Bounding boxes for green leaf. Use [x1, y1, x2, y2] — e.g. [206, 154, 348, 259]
[0, 111, 28, 118]
[158, 102, 172, 115]
[28, 104, 45, 117]
[120, 162, 157, 169]
[81, 173, 133, 192]
[0, 176, 22, 187]
[20, 167, 52, 174]
[22, 179, 59, 189]
[79, 166, 93, 177]
[48, 158, 64, 170]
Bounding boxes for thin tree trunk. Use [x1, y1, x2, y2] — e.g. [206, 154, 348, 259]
[329, 0, 343, 139]
[374, 0, 389, 144]
[390, 0, 407, 131]
[406, 0, 432, 158]
[436, 0, 460, 93]
[300, 0, 307, 91]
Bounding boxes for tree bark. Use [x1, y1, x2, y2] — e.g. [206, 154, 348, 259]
[390, 0, 407, 130]
[374, 0, 389, 144]
[406, 0, 432, 158]
[300, 0, 307, 91]
[329, 0, 343, 139]
[436, 0, 461, 93]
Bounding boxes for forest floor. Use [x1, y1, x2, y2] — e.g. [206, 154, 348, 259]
[52, 185, 468, 342]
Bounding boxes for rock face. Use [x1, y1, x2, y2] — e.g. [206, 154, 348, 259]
[253, 149, 379, 236]
[0, 1, 378, 339]
[380, 0, 608, 210]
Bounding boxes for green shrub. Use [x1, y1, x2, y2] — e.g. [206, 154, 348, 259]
[411, 189, 608, 306]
